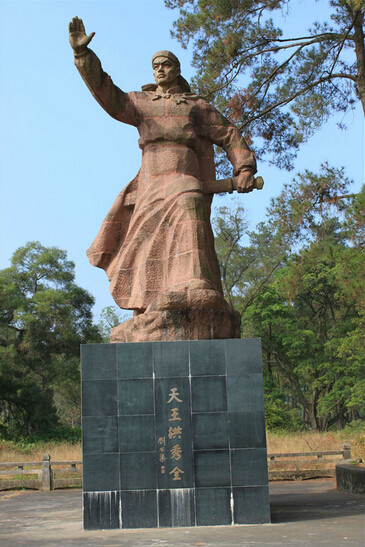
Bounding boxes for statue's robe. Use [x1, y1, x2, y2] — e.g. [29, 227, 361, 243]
[75, 50, 256, 311]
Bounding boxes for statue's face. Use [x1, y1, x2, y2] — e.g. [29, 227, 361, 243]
[153, 56, 180, 87]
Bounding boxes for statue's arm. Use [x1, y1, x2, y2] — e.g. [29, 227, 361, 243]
[69, 17, 137, 126]
[201, 103, 257, 193]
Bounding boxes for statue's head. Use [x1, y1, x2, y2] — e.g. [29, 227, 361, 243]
[152, 51, 180, 88]
[151, 51, 191, 93]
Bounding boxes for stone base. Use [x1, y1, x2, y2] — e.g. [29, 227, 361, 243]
[336, 461, 365, 494]
[81, 339, 270, 529]
[110, 308, 241, 342]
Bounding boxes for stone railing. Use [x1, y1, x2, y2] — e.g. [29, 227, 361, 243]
[0, 443, 353, 489]
[267, 443, 352, 480]
[0, 454, 82, 491]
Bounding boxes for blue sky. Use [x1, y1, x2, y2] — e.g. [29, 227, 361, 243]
[0, 0, 363, 321]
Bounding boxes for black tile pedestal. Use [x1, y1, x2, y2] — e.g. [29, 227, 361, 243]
[81, 339, 270, 529]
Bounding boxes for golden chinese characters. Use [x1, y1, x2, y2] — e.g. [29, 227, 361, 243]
[167, 388, 183, 404]
[169, 466, 184, 481]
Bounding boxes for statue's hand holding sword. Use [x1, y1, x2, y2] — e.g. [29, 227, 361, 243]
[205, 176, 264, 195]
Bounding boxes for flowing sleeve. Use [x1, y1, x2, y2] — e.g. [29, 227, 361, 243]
[74, 49, 138, 127]
[198, 100, 257, 176]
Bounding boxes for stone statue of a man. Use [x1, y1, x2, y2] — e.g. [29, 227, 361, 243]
[69, 17, 257, 342]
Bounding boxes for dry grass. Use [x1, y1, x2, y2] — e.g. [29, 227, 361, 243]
[267, 431, 339, 454]
[267, 428, 364, 462]
[0, 440, 82, 463]
[0, 425, 363, 464]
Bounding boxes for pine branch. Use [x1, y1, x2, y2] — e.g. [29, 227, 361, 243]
[204, 33, 353, 101]
[328, 12, 359, 76]
[240, 33, 351, 61]
[250, 41, 310, 108]
[239, 73, 357, 129]
[274, 32, 355, 44]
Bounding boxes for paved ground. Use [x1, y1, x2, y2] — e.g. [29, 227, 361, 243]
[0, 479, 364, 547]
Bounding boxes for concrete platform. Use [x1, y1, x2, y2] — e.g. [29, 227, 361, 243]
[0, 479, 364, 547]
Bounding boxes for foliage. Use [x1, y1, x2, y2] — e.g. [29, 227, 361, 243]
[97, 306, 129, 342]
[212, 203, 250, 306]
[0, 242, 102, 439]
[213, 169, 364, 431]
[167, 0, 365, 168]
[212, 201, 287, 312]
[245, 242, 363, 430]
[264, 380, 302, 431]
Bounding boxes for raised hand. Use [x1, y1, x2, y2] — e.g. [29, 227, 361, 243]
[69, 16, 95, 54]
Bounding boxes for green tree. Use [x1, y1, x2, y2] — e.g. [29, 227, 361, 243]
[240, 170, 364, 430]
[166, 0, 365, 168]
[97, 306, 129, 343]
[0, 242, 101, 438]
[212, 166, 364, 430]
[212, 203, 250, 307]
[213, 202, 287, 313]
[333, 186, 365, 417]
[244, 236, 364, 431]
[267, 163, 354, 244]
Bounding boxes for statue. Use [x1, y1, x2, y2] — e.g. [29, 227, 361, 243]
[69, 17, 259, 342]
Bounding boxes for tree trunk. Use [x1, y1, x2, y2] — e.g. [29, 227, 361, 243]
[353, 11, 365, 115]
[309, 409, 319, 430]
[309, 388, 320, 430]
[266, 324, 273, 376]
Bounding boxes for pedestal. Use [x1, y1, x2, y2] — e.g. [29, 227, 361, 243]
[81, 339, 270, 529]
[110, 308, 241, 342]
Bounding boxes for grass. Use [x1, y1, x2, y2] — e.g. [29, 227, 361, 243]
[267, 426, 365, 463]
[0, 440, 82, 463]
[0, 423, 363, 465]
[0, 474, 39, 481]
[0, 441, 82, 485]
